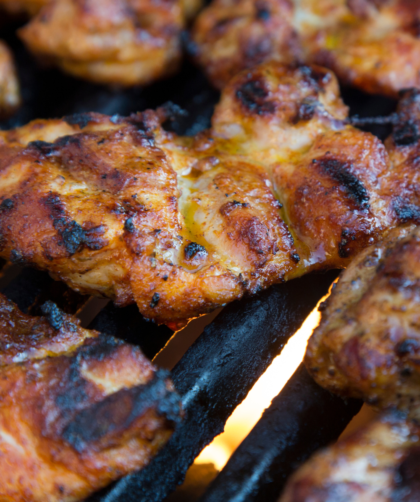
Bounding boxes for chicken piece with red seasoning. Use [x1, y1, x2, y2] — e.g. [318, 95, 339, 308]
[0, 63, 413, 326]
[192, 0, 420, 96]
[0, 292, 182, 502]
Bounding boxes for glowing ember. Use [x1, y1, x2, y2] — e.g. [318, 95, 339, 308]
[196, 293, 329, 470]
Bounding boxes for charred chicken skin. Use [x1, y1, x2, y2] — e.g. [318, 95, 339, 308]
[0, 41, 20, 118]
[279, 411, 420, 502]
[305, 87, 420, 418]
[17, 0, 199, 87]
[0, 292, 181, 502]
[0, 62, 414, 326]
[191, 0, 420, 96]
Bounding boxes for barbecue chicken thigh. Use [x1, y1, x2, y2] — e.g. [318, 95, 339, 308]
[279, 411, 420, 502]
[0, 62, 411, 326]
[18, 0, 197, 87]
[306, 224, 420, 418]
[305, 87, 420, 417]
[191, 0, 420, 96]
[0, 41, 20, 118]
[0, 293, 181, 502]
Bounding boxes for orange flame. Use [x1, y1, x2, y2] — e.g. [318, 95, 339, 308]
[196, 295, 328, 470]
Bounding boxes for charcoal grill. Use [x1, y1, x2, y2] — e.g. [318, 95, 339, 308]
[0, 19, 397, 502]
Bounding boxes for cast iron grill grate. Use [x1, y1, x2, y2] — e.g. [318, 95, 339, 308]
[0, 21, 395, 502]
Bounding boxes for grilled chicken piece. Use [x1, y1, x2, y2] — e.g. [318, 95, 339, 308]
[305, 87, 420, 417]
[0, 0, 47, 16]
[191, 0, 420, 96]
[279, 411, 420, 502]
[17, 0, 192, 87]
[0, 292, 181, 502]
[0, 63, 410, 326]
[0, 41, 20, 118]
[305, 224, 420, 417]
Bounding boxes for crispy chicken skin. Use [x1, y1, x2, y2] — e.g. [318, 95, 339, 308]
[192, 0, 420, 96]
[0, 41, 20, 118]
[279, 411, 420, 502]
[0, 292, 181, 502]
[0, 63, 407, 325]
[305, 89, 420, 417]
[18, 0, 188, 87]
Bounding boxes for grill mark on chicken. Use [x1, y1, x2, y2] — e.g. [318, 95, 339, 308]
[393, 121, 420, 146]
[236, 79, 275, 115]
[62, 368, 181, 453]
[393, 197, 420, 223]
[0, 292, 181, 501]
[64, 112, 94, 129]
[312, 157, 370, 209]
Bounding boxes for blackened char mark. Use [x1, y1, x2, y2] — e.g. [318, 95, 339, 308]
[40, 300, 64, 330]
[10, 249, 26, 264]
[393, 121, 420, 146]
[313, 157, 370, 209]
[236, 80, 275, 115]
[393, 447, 420, 502]
[61, 369, 181, 452]
[393, 197, 420, 223]
[338, 228, 356, 259]
[64, 112, 93, 129]
[75, 335, 122, 362]
[53, 219, 86, 255]
[220, 200, 250, 216]
[184, 242, 207, 260]
[299, 65, 331, 91]
[0, 198, 14, 210]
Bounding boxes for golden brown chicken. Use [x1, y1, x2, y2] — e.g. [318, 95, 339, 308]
[0, 63, 407, 324]
[0, 292, 181, 502]
[0, 41, 20, 118]
[191, 0, 420, 96]
[17, 0, 198, 87]
[0, 62, 412, 326]
[279, 411, 420, 502]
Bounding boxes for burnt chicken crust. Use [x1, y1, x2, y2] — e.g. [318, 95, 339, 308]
[279, 411, 420, 502]
[0, 62, 416, 326]
[192, 0, 420, 96]
[0, 292, 182, 502]
[16, 0, 201, 87]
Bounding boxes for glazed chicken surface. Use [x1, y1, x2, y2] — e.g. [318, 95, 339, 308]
[0, 292, 181, 502]
[0, 41, 20, 118]
[279, 411, 420, 502]
[17, 0, 199, 87]
[0, 62, 415, 326]
[191, 0, 420, 96]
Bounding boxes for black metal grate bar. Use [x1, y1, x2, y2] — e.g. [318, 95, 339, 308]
[93, 271, 338, 502]
[88, 302, 174, 361]
[199, 364, 362, 502]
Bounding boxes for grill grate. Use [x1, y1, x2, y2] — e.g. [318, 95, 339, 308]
[0, 21, 395, 502]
